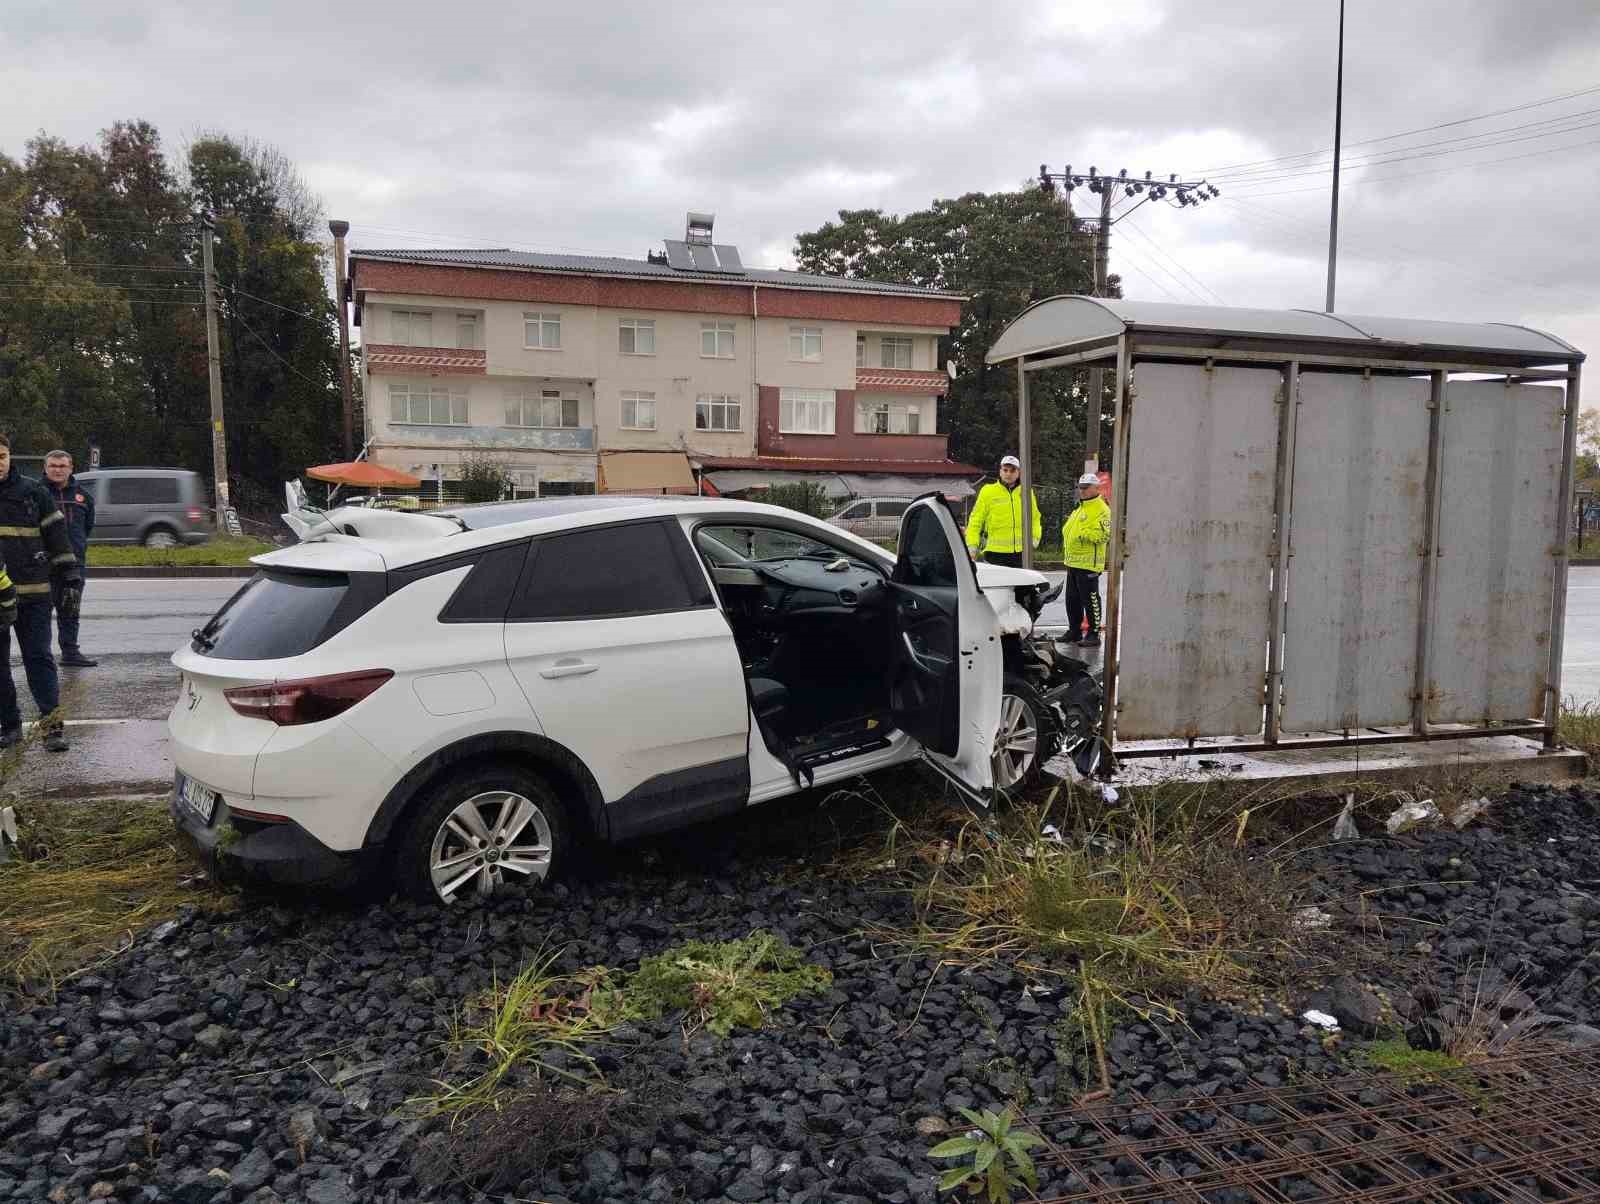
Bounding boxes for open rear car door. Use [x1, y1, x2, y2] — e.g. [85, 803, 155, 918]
[888, 495, 1003, 805]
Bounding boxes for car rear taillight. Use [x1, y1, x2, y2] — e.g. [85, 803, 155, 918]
[186, 507, 204, 522]
[224, 669, 393, 726]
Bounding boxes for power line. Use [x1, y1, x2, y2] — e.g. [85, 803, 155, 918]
[1116, 218, 1226, 305]
[1210, 113, 1600, 187]
[1208, 105, 1600, 182]
[1108, 242, 1186, 302]
[227, 286, 326, 322]
[1194, 80, 1600, 174]
[232, 307, 334, 392]
[1225, 132, 1600, 198]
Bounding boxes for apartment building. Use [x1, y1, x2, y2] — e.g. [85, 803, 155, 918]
[347, 213, 978, 498]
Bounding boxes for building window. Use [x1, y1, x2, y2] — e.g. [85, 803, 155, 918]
[390, 382, 467, 425]
[524, 311, 561, 349]
[857, 399, 922, 435]
[619, 318, 655, 355]
[621, 391, 656, 430]
[456, 313, 479, 350]
[779, 387, 835, 434]
[695, 394, 741, 432]
[880, 336, 913, 369]
[701, 321, 735, 358]
[788, 325, 822, 362]
[506, 388, 579, 428]
[390, 310, 432, 346]
[856, 335, 865, 367]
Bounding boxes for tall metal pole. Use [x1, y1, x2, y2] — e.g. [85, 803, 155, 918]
[201, 215, 230, 529]
[1324, 0, 1345, 313]
[329, 219, 355, 460]
[1085, 186, 1114, 471]
[1017, 361, 1034, 570]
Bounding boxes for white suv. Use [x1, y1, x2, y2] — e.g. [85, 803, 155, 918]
[168, 494, 1046, 903]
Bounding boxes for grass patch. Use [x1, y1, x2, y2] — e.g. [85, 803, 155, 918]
[1361, 1038, 1465, 1081]
[1560, 699, 1600, 764]
[416, 932, 830, 1124]
[597, 929, 832, 1037]
[848, 779, 1327, 1093]
[0, 796, 233, 995]
[86, 535, 274, 567]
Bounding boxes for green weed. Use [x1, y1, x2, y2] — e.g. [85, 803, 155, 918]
[928, 1106, 1043, 1203]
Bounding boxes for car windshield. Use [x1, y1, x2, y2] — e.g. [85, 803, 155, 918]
[697, 525, 873, 567]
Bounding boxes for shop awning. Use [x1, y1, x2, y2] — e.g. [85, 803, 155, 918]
[598, 451, 696, 493]
[306, 461, 422, 489]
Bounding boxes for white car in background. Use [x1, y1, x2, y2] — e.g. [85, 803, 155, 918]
[168, 494, 1074, 903]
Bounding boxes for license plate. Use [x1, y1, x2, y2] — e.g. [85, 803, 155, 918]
[177, 773, 217, 825]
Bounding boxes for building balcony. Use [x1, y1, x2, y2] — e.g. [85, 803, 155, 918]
[365, 344, 487, 375]
[756, 427, 951, 462]
[853, 367, 950, 394]
[376, 424, 596, 452]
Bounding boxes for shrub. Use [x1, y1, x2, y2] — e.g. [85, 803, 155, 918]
[760, 480, 836, 519]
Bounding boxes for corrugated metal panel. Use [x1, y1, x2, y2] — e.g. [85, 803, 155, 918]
[1281, 374, 1431, 732]
[1427, 381, 1566, 724]
[986, 296, 1585, 363]
[1116, 363, 1281, 740]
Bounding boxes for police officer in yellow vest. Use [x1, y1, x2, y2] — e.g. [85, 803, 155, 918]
[964, 455, 1041, 567]
[1061, 471, 1111, 647]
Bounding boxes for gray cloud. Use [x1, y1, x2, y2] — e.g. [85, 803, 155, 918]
[3, 0, 1597, 362]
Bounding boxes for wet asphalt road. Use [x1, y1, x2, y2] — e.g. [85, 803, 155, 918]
[4, 570, 1597, 800]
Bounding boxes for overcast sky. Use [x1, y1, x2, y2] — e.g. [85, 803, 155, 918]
[5, 0, 1598, 384]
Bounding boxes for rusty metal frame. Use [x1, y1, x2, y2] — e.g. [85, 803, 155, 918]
[1027, 1044, 1600, 1203]
[1411, 370, 1448, 736]
[1111, 719, 1548, 760]
[1544, 361, 1582, 746]
[1263, 360, 1299, 745]
[1099, 334, 1133, 754]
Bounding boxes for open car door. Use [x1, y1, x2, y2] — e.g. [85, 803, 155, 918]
[888, 495, 1003, 805]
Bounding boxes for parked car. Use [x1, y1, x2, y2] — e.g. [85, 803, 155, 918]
[168, 493, 1098, 903]
[75, 468, 211, 547]
[826, 496, 915, 542]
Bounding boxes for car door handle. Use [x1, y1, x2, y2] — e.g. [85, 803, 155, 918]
[539, 658, 598, 679]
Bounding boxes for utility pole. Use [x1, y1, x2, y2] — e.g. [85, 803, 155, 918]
[329, 219, 355, 458]
[1085, 185, 1114, 472]
[1325, 0, 1346, 313]
[1040, 165, 1220, 472]
[200, 214, 230, 530]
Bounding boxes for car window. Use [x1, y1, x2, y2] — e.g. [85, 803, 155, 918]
[511, 521, 703, 620]
[199, 572, 356, 659]
[107, 476, 180, 505]
[895, 503, 957, 588]
[876, 500, 911, 518]
[838, 502, 870, 520]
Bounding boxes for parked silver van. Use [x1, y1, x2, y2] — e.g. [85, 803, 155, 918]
[75, 468, 212, 547]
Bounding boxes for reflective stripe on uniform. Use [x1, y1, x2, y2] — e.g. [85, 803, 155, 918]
[15, 583, 51, 595]
[51, 552, 77, 566]
[40, 510, 63, 527]
[0, 525, 41, 536]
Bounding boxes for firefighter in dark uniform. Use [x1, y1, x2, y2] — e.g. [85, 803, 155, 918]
[42, 449, 97, 666]
[0, 434, 83, 751]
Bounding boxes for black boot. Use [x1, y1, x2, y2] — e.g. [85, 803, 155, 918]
[60, 650, 98, 667]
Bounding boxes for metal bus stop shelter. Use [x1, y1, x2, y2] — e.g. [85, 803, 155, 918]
[986, 297, 1585, 762]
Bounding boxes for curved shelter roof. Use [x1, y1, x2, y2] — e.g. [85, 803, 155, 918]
[986, 296, 1583, 366]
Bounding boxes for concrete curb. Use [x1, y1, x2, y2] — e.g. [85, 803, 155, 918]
[1573, 558, 1600, 567]
[85, 565, 256, 578]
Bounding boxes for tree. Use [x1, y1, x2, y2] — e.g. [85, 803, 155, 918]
[793, 189, 1112, 483]
[2, 122, 342, 517]
[457, 455, 512, 503]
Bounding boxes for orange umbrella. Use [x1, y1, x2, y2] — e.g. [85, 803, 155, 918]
[306, 461, 422, 489]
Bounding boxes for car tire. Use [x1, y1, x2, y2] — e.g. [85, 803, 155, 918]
[993, 673, 1060, 800]
[143, 527, 179, 549]
[397, 762, 572, 904]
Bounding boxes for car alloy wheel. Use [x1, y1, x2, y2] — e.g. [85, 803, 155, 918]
[144, 528, 179, 549]
[994, 692, 1039, 790]
[429, 789, 553, 902]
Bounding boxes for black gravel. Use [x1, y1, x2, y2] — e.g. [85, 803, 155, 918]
[3, 780, 1598, 1203]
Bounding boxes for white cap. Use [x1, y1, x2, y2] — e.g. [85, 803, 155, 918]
[1077, 472, 1101, 487]
[1000, 455, 1021, 469]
